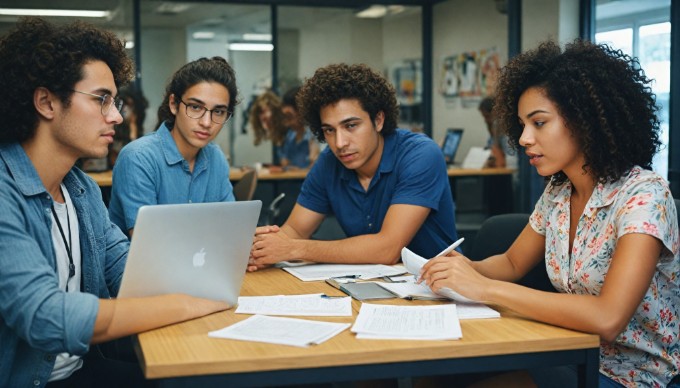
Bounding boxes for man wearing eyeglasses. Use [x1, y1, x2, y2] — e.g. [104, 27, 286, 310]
[108, 57, 237, 237]
[0, 18, 229, 387]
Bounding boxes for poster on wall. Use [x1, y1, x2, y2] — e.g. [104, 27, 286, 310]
[389, 59, 422, 106]
[439, 47, 501, 108]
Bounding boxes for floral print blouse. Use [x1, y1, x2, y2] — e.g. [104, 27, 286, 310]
[530, 166, 679, 387]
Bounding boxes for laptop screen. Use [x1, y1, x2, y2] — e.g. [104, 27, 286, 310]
[441, 128, 463, 164]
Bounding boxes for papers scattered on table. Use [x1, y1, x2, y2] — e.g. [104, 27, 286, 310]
[235, 294, 352, 316]
[351, 303, 462, 340]
[283, 263, 406, 282]
[375, 276, 500, 319]
[209, 315, 350, 347]
[401, 247, 477, 303]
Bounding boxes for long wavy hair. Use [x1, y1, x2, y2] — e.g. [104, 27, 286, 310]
[248, 90, 287, 146]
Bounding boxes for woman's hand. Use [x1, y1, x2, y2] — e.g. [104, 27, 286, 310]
[419, 251, 493, 302]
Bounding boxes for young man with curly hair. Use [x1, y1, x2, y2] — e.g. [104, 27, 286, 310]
[249, 63, 458, 269]
[108, 57, 237, 237]
[0, 18, 228, 387]
[420, 39, 679, 387]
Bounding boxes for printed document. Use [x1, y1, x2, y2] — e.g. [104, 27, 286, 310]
[283, 263, 405, 282]
[351, 304, 462, 340]
[376, 276, 500, 319]
[401, 247, 476, 303]
[235, 294, 352, 316]
[209, 315, 350, 347]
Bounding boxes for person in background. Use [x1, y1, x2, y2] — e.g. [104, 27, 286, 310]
[420, 39, 679, 387]
[249, 63, 458, 270]
[109, 57, 237, 237]
[0, 17, 229, 387]
[478, 96, 508, 168]
[279, 86, 320, 169]
[108, 86, 148, 168]
[248, 90, 287, 165]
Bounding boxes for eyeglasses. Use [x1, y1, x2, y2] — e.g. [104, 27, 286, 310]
[72, 90, 124, 116]
[180, 100, 232, 125]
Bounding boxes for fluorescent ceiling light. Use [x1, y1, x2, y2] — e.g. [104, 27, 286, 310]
[0, 8, 111, 18]
[242, 33, 272, 41]
[356, 5, 387, 18]
[192, 31, 215, 40]
[228, 43, 273, 52]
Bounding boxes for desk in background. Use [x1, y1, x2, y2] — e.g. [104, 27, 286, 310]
[134, 268, 598, 387]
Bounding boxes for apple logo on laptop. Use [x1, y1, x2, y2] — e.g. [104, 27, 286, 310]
[192, 248, 206, 267]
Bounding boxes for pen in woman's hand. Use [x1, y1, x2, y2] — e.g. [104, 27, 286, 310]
[435, 237, 465, 257]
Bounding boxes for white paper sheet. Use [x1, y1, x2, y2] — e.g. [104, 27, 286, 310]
[209, 315, 350, 347]
[235, 294, 352, 316]
[375, 277, 499, 319]
[351, 303, 462, 340]
[401, 247, 477, 303]
[283, 264, 406, 282]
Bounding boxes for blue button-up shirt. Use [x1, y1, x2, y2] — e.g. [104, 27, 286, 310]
[108, 122, 235, 234]
[0, 143, 129, 387]
[279, 128, 314, 168]
[298, 129, 458, 259]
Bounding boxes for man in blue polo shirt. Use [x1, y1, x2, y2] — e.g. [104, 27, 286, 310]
[249, 63, 458, 269]
[109, 57, 237, 236]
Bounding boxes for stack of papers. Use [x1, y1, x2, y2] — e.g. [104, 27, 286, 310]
[375, 276, 500, 319]
[351, 304, 462, 340]
[401, 247, 476, 303]
[209, 315, 350, 347]
[283, 264, 405, 282]
[235, 294, 352, 316]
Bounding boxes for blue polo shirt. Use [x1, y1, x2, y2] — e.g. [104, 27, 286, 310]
[298, 129, 458, 259]
[108, 122, 235, 234]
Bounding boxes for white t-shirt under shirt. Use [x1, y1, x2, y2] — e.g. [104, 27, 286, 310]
[48, 184, 84, 382]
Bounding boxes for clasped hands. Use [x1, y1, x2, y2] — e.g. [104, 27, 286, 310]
[248, 225, 297, 272]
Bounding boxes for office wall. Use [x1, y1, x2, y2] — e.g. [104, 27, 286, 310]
[140, 28, 187, 134]
[297, 13, 383, 79]
[432, 0, 508, 164]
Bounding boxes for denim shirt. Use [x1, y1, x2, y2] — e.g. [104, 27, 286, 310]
[0, 143, 129, 387]
[108, 122, 235, 234]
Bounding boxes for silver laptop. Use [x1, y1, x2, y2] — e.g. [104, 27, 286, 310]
[118, 200, 261, 304]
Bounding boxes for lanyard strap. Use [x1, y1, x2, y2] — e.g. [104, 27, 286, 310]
[51, 196, 75, 291]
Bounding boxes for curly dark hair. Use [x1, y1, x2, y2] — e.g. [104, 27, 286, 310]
[156, 57, 239, 130]
[298, 63, 399, 143]
[494, 39, 660, 185]
[0, 17, 133, 144]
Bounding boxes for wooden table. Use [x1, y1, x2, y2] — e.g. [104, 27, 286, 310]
[134, 269, 599, 387]
[87, 167, 514, 187]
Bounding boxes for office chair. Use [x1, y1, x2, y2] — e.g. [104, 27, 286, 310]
[468, 213, 555, 292]
[266, 193, 286, 225]
[233, 170, 258, 201]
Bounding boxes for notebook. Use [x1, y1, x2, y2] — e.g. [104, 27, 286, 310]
[118, 200, 262, 304]
[441, 128, 464, 164]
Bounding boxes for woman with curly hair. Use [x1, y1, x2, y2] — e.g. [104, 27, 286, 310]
[421, 39, 679, 387]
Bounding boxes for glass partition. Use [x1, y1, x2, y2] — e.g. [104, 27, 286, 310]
[276, 5, 423, 133]
[595, 0, 671, 178]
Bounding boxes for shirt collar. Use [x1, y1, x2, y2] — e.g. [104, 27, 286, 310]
[158, 122, 185, 166]
[339, 130, 397, 182]
[548, 168, 639, 209]
[0, 142, 85, 198]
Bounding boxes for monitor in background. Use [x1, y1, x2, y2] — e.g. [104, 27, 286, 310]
[441, 128, 463, 164]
